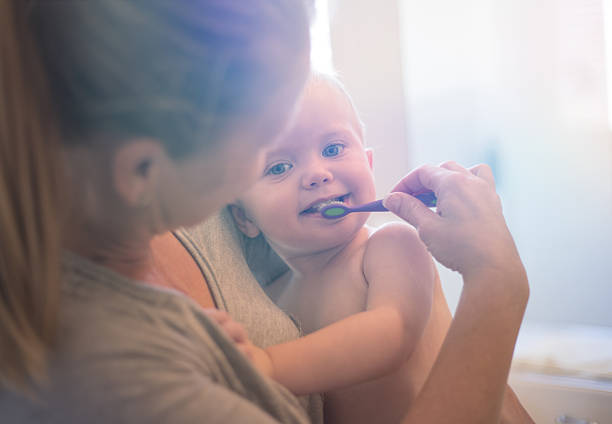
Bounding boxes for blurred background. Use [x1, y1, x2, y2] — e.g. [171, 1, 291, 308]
[311, 0, 612, 421]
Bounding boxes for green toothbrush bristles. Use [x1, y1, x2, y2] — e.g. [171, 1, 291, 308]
[322, 206, 346, 217]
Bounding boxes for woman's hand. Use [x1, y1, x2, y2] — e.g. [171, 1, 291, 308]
[387, 163, 531, 424]
[203, 309, 274, 378]
[383, 162, 525, 282]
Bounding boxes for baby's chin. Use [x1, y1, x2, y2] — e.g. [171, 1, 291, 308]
[275, 214, 369, 254]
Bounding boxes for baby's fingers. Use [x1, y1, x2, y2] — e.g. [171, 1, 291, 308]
[203, 309, 248, 343]
[222, 320, 248, 344]
[203, 308, 230, 324]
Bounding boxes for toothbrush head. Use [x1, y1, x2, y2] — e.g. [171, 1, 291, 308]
[319, 202, 350, 219]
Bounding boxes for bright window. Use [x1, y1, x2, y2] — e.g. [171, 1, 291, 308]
[310, 0, 334, 74]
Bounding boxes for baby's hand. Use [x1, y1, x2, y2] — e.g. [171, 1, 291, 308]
[203, 309, 274, 378]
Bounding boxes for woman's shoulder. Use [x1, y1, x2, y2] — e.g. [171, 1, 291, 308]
[15, 252, 311, 424]
[60, 251, 234, 362]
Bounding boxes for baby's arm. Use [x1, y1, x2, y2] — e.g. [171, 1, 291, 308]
[252, 222, 435, 395]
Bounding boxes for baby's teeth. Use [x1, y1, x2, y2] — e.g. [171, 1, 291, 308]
[306, 197, 345, 213]
[314, 199, 338, 211]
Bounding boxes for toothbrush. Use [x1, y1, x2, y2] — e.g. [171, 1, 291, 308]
[320, 191, 437, 219]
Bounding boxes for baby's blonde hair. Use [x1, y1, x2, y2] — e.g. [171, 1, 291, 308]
[305, 72, 366, 141]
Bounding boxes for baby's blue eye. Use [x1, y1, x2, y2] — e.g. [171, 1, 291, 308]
[322, 143, 345, 157]
[266, 162, 293, 176]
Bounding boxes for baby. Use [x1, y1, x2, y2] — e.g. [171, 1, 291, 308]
[230, 73, 452, 424]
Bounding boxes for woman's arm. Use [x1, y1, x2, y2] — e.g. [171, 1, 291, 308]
[382, 162, 530, 424]
[501, 385, 535, 423]
[402, 266, 528, 423]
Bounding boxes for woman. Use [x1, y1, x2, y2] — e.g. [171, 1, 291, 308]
[0, 1, 529, 423]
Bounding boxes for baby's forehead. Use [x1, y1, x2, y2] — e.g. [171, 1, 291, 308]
[304, 76, 352, 107]
[263, 74, 365, 158]
[299, 76, 364, 134]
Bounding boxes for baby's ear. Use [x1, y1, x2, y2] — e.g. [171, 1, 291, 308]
[228, 204, 261, 238]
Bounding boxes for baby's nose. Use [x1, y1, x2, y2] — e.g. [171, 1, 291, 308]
[302, 169, 333, 188]
[308, 176, 329, 187]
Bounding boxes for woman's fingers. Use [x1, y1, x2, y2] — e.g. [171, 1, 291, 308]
[386, 162, 516, 277]
[390, 164, 454, 195]
[442, 161, 496, 188]
[383, 192, 438, 230]
[440, 160, 470, 174]
[469, 163, 495, 186]
[386, 164, 465, 229]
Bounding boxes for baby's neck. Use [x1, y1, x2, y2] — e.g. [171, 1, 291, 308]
[281, 225, 372, 280]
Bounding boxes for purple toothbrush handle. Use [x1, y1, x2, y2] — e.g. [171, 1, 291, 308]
[353, 192, 437, 212]
[351, 199, 388, 213]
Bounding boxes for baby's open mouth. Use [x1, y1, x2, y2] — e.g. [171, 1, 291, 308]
[300, 194, 350, 215]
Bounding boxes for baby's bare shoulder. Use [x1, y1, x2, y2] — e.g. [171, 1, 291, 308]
[363, 222, 434, 279]
[367, 222, 425, 254]
[370, 220, 418, 238]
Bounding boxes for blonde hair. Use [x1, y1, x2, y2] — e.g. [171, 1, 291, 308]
[307, 71, 366, 138]
[0, 0, 309, 392]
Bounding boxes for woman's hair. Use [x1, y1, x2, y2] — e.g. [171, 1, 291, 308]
[0, 0, 63, 394]
[0, 0, 310, 392]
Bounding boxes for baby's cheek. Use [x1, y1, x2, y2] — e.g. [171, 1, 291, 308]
[255, 207, 289, 233]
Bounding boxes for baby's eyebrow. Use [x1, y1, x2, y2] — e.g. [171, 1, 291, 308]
[264, 147, 294, 161]
[318, 126, 362, 143]
[319, 119, 361, 135]
[320, 131, 345, 139]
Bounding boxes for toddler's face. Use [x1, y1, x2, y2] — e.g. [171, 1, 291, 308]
[235, 80, 376, 256]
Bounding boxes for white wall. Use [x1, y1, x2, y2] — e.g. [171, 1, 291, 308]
[329, 0, 612, 326]
[328, 0, 411, 199]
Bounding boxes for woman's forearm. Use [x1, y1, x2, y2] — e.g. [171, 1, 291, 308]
[401, 266, 529, 424]
[500, 384, 535, 424]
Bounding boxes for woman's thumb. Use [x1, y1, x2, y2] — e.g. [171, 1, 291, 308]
[383, 192, 434, 229]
